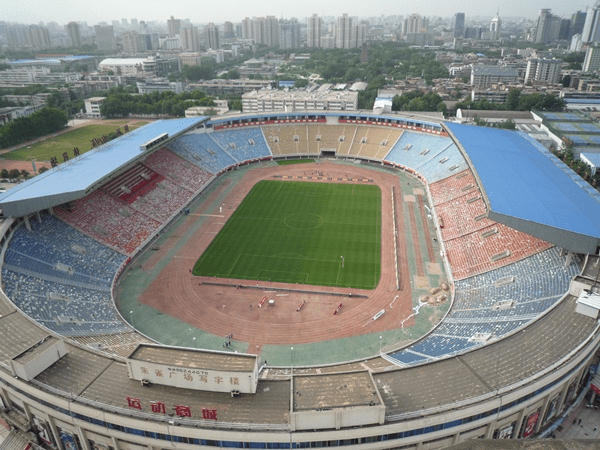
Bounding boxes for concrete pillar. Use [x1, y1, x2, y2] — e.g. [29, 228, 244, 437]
[45, 414, 62, 450]
[76, 426, 92, 450]
[514, 409, 526, 439]
[35, 211, 41, 223]
[566, 251, 573, 267]
[23, 216, 31, 232]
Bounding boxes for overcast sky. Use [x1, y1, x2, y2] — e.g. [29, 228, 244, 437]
[1, 0, 595, 25]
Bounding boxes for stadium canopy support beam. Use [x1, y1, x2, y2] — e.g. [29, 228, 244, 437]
[48, 206, 54, 216]
[23, 216, 31, 232]
[35, 211, 41, 223]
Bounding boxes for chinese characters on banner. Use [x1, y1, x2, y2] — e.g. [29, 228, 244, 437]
[126, 397, 217, 420]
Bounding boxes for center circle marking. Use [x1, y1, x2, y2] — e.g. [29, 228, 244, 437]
[284, 213, 324, 229]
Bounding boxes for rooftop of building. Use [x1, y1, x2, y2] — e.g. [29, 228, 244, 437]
[446, 121, 600, 253]
[128, 344, 257, 372]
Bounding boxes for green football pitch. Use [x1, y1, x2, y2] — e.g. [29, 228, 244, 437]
[193, 180, 381, 289]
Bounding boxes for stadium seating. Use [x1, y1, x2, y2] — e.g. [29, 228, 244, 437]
[55, 190, 161, 255]
[387, 247, 580, 366]
[102, 164, 163, 204]
[346, 126, 403, 160]
[143, 147, 214, 193]
[167, 133, 237, 174]
[429, 170, 478, 206]
[435, 193, 493, 241]
[384, 132, 468, 183]
[130, 178, 192, 223]
[306, 124, 355, 154]
[444, 222, 552, 280]
[1, 215, 129, 337]
[208, 128, 272, 162]
[261, 125, 311, 155]
[5, 214, 125, 287]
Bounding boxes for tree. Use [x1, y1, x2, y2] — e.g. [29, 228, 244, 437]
[0, 108, 67, 148]
[38, 167, 49, 174]
[8, 169, 21, 179]
[221, 69, 240, 80]
[496, 119, 516, 130]
[20, 169, 29, 178]
[230, 99, 243, 111]
[0, 169, 8, 179]
[506, 89, 521, 110]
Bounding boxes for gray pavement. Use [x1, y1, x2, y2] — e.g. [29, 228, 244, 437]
[556, 397, 600, 440]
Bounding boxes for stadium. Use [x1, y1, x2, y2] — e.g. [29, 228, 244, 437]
[0, 111, 599, 450]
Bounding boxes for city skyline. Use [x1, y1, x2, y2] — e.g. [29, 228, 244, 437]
[2, 0, 594, 26]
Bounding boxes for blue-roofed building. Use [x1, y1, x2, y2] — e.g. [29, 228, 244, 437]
[445, 122, 600, 254]
[0, 117, 208, 218]
[9, 55, 99, 71]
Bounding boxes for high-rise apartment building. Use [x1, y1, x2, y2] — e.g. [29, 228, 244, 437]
[205, 23, 220, 50]
[404, 14, 426, 35]
[167, 16, 181, 37]
[350, 21, 368, 49]
[94, 25, 116, 51]
[336, 13, 352, 49]
[454, 13, 465, 38]
[27, 25, 51, 49]
[66, 21, 82, 48]
[241, 18, 252, 40]
[524, 58, 563, 84]
[582, 1, 600, 43]
[571, 11, 587, 39]
[263, 16, 280, 47]
[534, 9, 560, 44]
[307, 14, 322, 48]
[223, 22, 235, 39]
[583, 46, 600, 72]
[121, 32, 150, 53]
[251, 18, 264, 44]
[279, 19, 300, 49]
[181, 26, 200, 52]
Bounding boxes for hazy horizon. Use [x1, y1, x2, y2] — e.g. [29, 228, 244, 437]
[2, 0, 594, 26]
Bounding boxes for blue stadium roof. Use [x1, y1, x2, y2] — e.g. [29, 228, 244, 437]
[445, 122, 600, 254]
[0, 117, 207, 218]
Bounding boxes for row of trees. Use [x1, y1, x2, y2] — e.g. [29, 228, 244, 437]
[0, 108, 68, 149]
[299, 45, 449, 86]
[100, 88, 216, 118]
[554, 145, 600, 188]
[456, 89, 566, 112]
[0, 169, 31, 180]
[391, 91, 447, 115]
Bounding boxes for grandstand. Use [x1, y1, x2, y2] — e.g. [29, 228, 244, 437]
[0, 111, 598, 450]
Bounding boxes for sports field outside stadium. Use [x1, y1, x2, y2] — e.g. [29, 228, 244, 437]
[193, 180, 381, 290]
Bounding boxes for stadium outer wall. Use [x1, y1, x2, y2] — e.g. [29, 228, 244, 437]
[0, 115, 599, 449]
[0, 290, 597, 450]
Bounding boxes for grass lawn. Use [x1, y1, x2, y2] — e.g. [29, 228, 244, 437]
[193, 180, 381, 289]
[276, 159, 316, 165]
[2, 122, 144, 162]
